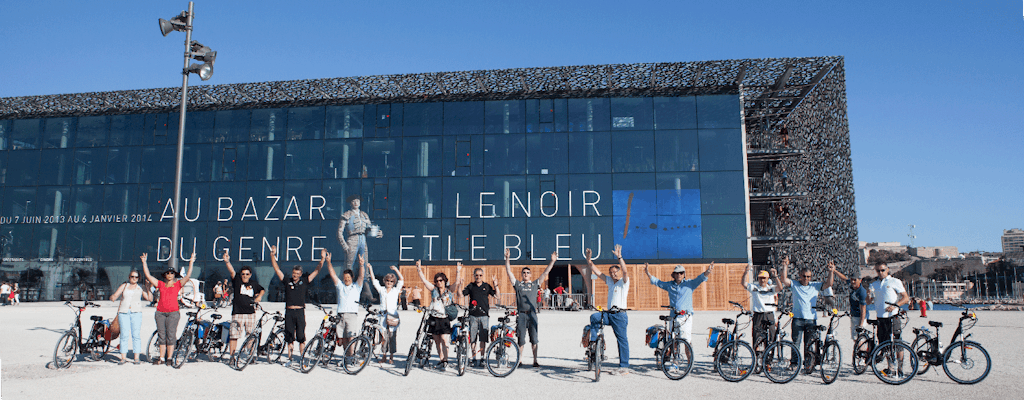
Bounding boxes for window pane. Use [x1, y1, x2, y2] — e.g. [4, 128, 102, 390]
[484, 100, 525, 134]
[653, 96, 697, 130]
[71, 186, 103, 216]
[44, 117, 76, 148]
[103, 185, 138, 215]
[700, 171, 745, 214]
[402, 137, 440, 177]
[526, 132, 568, 175]
[251, 108, 286, 141]
[285, 141, 323, 179]
[401, 178, 441, 218]
[483, 176, 527, 218]
[698, 129, 743, 171]
[11, 119, 42, 150]
[287, 106, 325, 140]
[326, 105, 363, 138]
[100, 224, 136, 262]
[181, 144, 213, 182]
[322, 179, 362, 221]
[655, 130, 699, 172]
[443, 102, 483, 135]
[610, 97, 653, 130]
[6, 150, 39, 185]
[567, 132, 611, 173]
[483, 135, 525, 175]
[38, 149, 73, 185]
[142, 114, 172, 146]
[570, 217, 614, 261]
[611, 131, 655, 173]
[696, 94, 741, 129]
[38, 187, 70, 219]
[702, 214, 747, 258]
[0, 224, 34, 258]
[4, 187, 37, 217]
[77, 116, 108, 147]
[247, 143, 284, 181]
[109, 114, 145, 146]
[74, 149, 107, 185]
[214, 109, 250, 143]
[363, 139, 401, 177]
[323, 139, 362, 179]
[140, 146, 175, 183]
[211, 144, 247, 182]
[403, 103, 442, 136]
[568, 174, 613, 217]
[526, 99, 555, 133]
[0, 119, 9, 150]
[184, 111, 215, 144]
[441, 177, 482, 219]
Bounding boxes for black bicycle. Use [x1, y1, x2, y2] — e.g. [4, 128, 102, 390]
[231, 304, 283, 371]
[300, 303, 341, 373]
[761, 304, 802, 384]
[751, 302, 785, 374]
[851, 318, 880, 375]
[404, 306, 436, 376]
[713, 301, 756, 382]
[52, 301, 111, 368]
[646, 305, 693, 380]
[801, 305, 846, 384]
[484, 305, 521, 378]
[342, 303, 390, 375]
[450, 304, 471, 376]
[584, 306, 625, 382]
[911, 304, 990, 384]
[868, 302, 919, 385]
[170, 304, 230, 368]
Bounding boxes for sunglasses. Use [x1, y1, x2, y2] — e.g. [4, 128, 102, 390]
[435, 279, 445, 283]
[130, 275, 140, 279]
[474, 274, 484, 277]
[801, 275, 812, 278]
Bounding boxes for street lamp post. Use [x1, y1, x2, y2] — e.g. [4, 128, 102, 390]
[159, 2, 216, 271]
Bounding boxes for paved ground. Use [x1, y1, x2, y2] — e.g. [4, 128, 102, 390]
[1, 302, 1018, 399]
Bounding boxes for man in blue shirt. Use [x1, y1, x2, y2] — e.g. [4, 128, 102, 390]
[776, 256, 835, 372]
[645, 261, 714, 351]
[831, 268, 867, 339]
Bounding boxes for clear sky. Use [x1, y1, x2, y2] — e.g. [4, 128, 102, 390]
[1, 1, 1021, 252]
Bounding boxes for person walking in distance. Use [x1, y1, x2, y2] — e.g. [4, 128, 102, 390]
[222, 252, 266, 358]
[585, 245, 633, 375]
[326, 253, 365, 353]
[457, 263, 500, 368]
[866, 262, 910, 373]
[110, 269, 153, 364]
[415, 260, 456, 371]
[368, 262, 404, 364]
[141, 252, 195, 365]
[269, 245, 324, 367]
[336, 195, 383, 272]
[647, 261, 716, 361]
[740, 264, 778, 346]
[776, 256, 835, 373]
[504, 248, 556, 368]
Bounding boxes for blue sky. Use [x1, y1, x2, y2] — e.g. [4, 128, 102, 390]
[1, 1, 1021, 252]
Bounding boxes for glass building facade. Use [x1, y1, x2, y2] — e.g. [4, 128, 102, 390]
[0, 94, 746, 300]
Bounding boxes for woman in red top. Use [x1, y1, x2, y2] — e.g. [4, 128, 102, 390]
[141, 252, 195, 365]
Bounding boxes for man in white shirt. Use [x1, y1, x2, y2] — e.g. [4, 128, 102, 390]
[328, 253, 365, 350]
[586, 245, 631, 375]
[0, 282, 9, 306]
[867, 262, 909, 345]
[741, 264, 778, 345]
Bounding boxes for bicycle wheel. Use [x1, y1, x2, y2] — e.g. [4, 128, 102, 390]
[942, 341, 991, 384]
[911, 335, 932, 375]
[484, 337, 521, 378]
[820, 341, 842, 384]
[300, 336, 324, 373]
[170, 330, 194, 369]
[403, 343, 416, 376]
[234, 334, 259, 371]
[715, 340, 755, 382]
[869, 341, 919, 385]
[145, 330, 161, 363]
[851, 335, 872, 375]
[455, 334, 470, 376]
[342, 336, 372, 375]
[594, 336, 603, 382]
[266, 331, 285, 364]
[52, 331, 78, 369]
[763, 341, 801, 384]
[660, 338, 693, 380]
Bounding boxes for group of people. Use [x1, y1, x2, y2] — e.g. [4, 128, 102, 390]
[211, 279, 232, 308]
[0, 281, 20, 305]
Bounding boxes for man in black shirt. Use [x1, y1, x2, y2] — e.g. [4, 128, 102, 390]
[222, 252, 266, 358]
[270, 245, 325, 367]
[456, 263, 499, 368]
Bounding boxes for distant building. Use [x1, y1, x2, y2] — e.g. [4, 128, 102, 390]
[1003, 229, 1024, 253]
[906, 256, 987, 279]
[909, 246, 959, 258]
[858, 241, 908, 265]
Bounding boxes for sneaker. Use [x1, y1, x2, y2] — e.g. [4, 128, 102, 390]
[118, 359, 126, 365]
[284, 360, 294, 368]
[533, 361, 540, 368]
[153, 358, 163, 366]
[437, 361, 447, 372]
[617, 368, 631, 376]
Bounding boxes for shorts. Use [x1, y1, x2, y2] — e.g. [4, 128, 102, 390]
[467, 315, 489, 344]
[670, 315, 692, 343]
[335, 313, 360, 339]
[877, 317, 901, 344]
[284, 308, 306, 343]
[850, 318, 867, 340]
[517, 311, 539, 345]
[427, 316, 452, 336]
[230, 313, 257, 339]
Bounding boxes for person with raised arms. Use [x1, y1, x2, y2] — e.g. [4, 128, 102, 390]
[368, 261, 404, 364]
[504, 248, 556, 368]
[776, 256, 835, 373]
[456, 263, 500, 368]
[415, 259, 457, 371]
[141, 252, 194, 365]
[646, 261, 715, 360]
[222, 251, 266, 359]
[269, 245, 324, 367]
[585, 244, 632, 375]
[326, 252, 365, 353]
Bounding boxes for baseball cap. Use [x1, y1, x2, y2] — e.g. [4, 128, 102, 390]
[673, 265, 686, 273]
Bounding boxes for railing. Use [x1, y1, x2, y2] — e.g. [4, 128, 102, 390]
[749, 165, 806, 194]
[751, 213, 802, 237]
[492, 292, 587, 311]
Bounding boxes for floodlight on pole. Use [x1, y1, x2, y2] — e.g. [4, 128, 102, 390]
[158, 12, 188, 36]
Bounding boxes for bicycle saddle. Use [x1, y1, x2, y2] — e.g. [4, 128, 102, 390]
[929, 321, 943, 328]
[855, 327, 870, 334]
[274, 315, 285, 321]
[659, 315, 672, 321]
[722, 318, 734, 325]
[816, 325, 826, 331]
[498, 317, 510, 323]
[211, 314, 222, 320]
[867, 319, 878, 326]
[187, 312, 197, 317]
[90, 315, 103, 321]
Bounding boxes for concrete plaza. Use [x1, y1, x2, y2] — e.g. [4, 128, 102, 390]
[1, 302, 1018, 399]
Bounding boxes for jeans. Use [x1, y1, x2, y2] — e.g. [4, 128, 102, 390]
[589, 311, 629, 368]
[118, 312, 143, 356]
[792, 318, 816, 366]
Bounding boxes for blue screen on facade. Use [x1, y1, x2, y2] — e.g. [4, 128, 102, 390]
[0, 95, 746, 287]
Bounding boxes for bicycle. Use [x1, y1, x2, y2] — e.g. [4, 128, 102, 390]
[713, 301, 756, 382]
[801, 305, 846, 384]
[52, 301, 112, 368]
[761, 304, 803, 384]
[751, 302, 784, 374]
[231, 304, 284, 371]
[449, 304, 471, 376]
[868, 302, 919, 385]
[645, 305, 693, 380]
[484, 305, 521, 378]
[404, 305, 436, 376]
[911, 304, 991, 384]
[300, 303, 341, 373]
[170, 304, 230, 368]
[851, 318, 880, 375]
[342, 303, 390, 375]
[584, 306, 625, 382]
